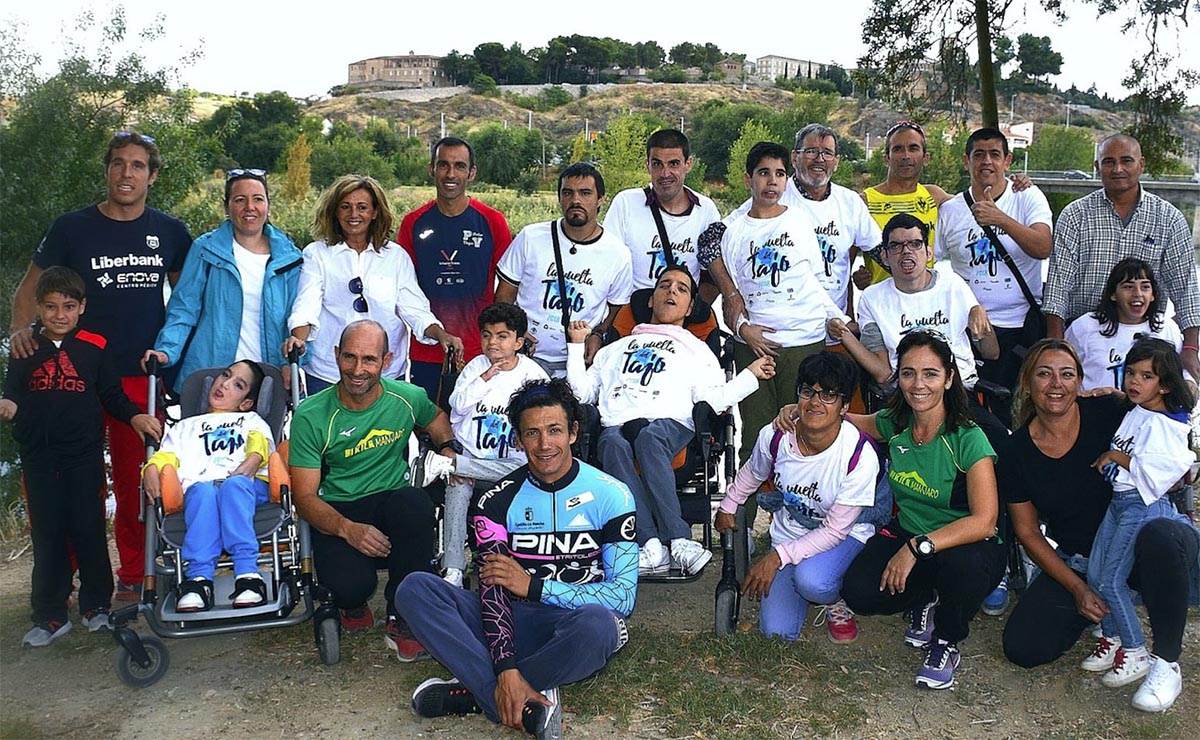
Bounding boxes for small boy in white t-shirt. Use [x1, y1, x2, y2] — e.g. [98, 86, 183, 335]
[418, 303, 548, 587]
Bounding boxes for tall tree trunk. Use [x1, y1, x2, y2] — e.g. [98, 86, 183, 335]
[975, 0, 999, 128]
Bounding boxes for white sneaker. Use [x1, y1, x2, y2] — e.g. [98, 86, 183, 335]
[1081, 635, 1121, 672]
[638, 538, 669, 576]
[1132, 656, 1183, 712]
[1102, 645, 1152, 687]
[231, 572, 267, 607]
[670, 538, 713, 576]
[443, 568, 464, 589]
[419, 451, 455, 487]
[21, 620, 72, 648]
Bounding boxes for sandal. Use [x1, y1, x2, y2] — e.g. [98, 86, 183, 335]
[177, 578, 214, 612]
[231, 575, 267, 608]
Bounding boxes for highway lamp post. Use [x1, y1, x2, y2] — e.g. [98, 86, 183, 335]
[1010, 94, 1017, 125]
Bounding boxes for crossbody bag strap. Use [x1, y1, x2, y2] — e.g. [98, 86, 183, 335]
[644, 186, 677, 268]
[962, 189, 1038, 310]
[550, 220, 571, 333]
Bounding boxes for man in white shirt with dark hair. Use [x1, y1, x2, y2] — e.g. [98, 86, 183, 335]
[935, 127, 1052, 403]
[603, 128, 722, 298]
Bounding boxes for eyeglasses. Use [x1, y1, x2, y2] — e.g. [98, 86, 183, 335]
[797, 385, 846, 404]
[884, 239, 926, 254]
[885, 121, 924, 140]
[226, 168, 267, 180]
[798, 147, 837, 160]
[349, 277, 368, 313]
[113, 131, 156, 144]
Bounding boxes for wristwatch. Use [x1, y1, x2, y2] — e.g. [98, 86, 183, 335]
[434, 439, 463, 454]
[909, 535, 936, 561]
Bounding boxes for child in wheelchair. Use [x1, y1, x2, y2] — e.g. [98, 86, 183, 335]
[141, 360, 275, 612]
[417, 303, 548, 587]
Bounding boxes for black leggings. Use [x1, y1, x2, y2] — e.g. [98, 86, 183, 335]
[842, 519, 1007, 644]
[1003, 518, 1199, 667]
[311, 488, 437, 618]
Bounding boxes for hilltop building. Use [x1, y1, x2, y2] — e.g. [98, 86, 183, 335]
[347, 53, 450, 89]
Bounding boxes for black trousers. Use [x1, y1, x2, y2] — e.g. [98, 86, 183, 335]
[842, 519, 1007, 644]
[24, 455, 113, 623]
[1003, 518, 1198, 667]
[310, 487, 437, 619]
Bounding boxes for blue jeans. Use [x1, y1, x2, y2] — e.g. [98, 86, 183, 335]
[396, 572, 623, 723]
[760, 536, 864, 641]
[598, 420, 693, 545]
[1087, 489, 1186, 649]
[182, 476, 270, 580]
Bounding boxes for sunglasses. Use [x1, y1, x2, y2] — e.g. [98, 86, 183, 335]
[904, 327, 950, 344]
[114, 131, 156, 144]
[349, 277, 368, 313]
[885, 121, 925, 140]
[226, 168, 267, 180]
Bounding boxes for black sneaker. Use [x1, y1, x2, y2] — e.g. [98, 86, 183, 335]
[521, 686, 561, 739]
[411, 677, 482, 717]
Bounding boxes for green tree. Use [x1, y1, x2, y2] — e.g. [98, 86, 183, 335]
[1016, 34, 1062, 82]
[470, 73, 499, 96]
[466, 124, 545, 187]
[690, 100, 774, 181]
[474, 42, 508, 81]
[589, 114, 665, 195]
[282, 133, 312, 202]
[726, 120, 777, 205]
[442, 50, 480, 85]
[1024, 124, 1094, 171]
[308, 137, 396, 189]
[859, 0, 1194, 130]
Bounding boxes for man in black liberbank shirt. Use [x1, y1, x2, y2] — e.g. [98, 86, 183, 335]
[8, 131, 192, 598]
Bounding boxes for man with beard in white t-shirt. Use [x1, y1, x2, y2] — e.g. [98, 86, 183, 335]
[935, 127, 1052, 408]
[496, 162, 633, 378]
[603, 129, 722, 300]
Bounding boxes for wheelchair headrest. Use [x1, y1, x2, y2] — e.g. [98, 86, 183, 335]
[625, 287, 713, 329]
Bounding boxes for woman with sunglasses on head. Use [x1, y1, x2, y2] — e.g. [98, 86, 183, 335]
[779, 331, 1005, 690]
[146, 169, 303, 392]
[284, 175, 463, 394]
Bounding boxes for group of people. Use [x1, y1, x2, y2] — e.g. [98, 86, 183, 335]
[4, 117, 1199, 738]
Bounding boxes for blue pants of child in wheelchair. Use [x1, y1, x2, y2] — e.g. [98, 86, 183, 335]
[182, 476, 269, 580]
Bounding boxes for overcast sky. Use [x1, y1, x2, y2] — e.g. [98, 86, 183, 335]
[10, 0, 1199, 106]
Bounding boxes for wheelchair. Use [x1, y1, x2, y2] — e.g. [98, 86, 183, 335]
[576, 287, 739, 584]
[109, 358, 339, 688]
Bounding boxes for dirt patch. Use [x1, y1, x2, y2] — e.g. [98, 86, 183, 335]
[1, 532, 1197, 739]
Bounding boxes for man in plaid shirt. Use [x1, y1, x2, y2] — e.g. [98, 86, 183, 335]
[1043, 133, 1199, 379]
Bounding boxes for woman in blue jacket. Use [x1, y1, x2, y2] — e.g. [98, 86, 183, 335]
[145, 169, 304, 391]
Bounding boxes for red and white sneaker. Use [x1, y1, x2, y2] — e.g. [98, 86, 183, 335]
[339, 605, 375, 633]
[818, 599, 859, 644]
[1081, 635, 1121, 672]
[385, 616, 430, 662]
[1103, 645, 1152, 687]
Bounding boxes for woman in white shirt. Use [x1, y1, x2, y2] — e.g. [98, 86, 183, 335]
[284, 175, 462, 393]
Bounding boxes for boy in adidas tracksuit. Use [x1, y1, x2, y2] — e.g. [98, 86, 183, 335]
[1, 267, 160, 647]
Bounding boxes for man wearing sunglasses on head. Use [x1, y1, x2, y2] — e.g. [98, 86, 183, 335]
[8, 130, 193, 601]
[857, 122, 1033, 290]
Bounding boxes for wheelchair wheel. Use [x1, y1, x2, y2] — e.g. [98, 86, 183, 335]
[115, 635, 170, 688]
[714, 589, 738, 637]
[316, 616, 341, 665]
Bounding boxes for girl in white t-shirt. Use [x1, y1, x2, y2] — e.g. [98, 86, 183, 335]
[141, 361, 276, 612]
[1065, 258, 1183, 392]
[715, 351, 884, 643]
[1083, 338, 1195, 688]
